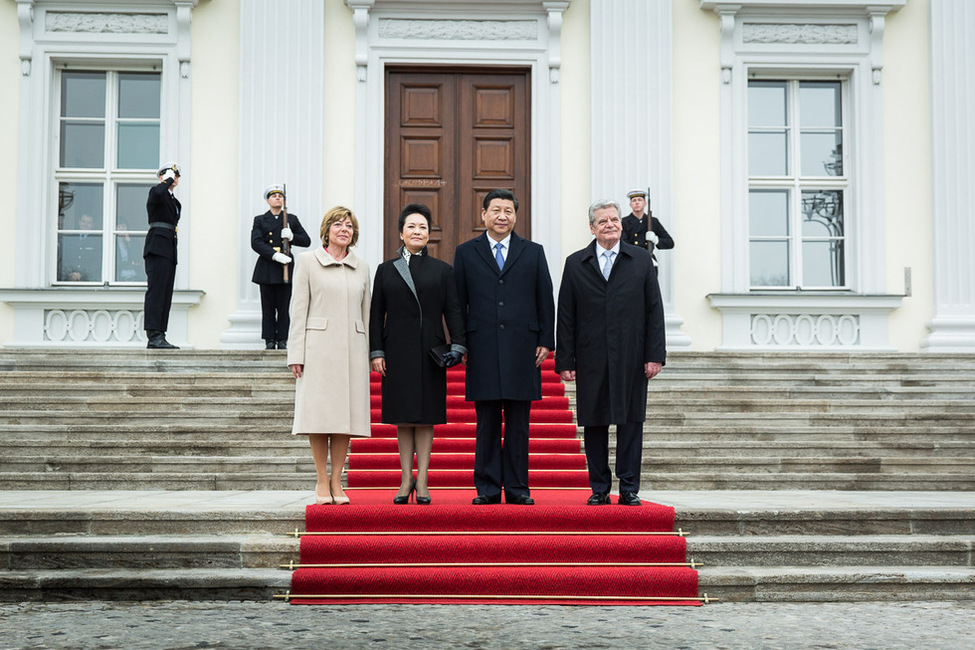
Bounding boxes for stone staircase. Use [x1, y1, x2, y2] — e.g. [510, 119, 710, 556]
[0, 349, 973, 602]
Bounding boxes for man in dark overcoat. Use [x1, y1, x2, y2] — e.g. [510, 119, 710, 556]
[251, 184, 311, 349]
[143, 162, 182, 349]
[453, 189, 556, 505]
[621, 188, 674, 267]
[555, 199, 666, 506]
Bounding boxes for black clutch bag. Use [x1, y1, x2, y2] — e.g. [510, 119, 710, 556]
[429, 344, 452, 368]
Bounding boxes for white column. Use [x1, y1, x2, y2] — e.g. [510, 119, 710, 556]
[221, 0, 325, 348]
[922, 0, 975, 352]
[589, 0, 688, 347]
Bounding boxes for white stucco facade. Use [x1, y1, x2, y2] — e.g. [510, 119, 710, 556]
[1, 0, 972, 353]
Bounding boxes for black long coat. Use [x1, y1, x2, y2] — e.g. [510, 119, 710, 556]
[250, 211, 312, 285]
[369, 251, 466, 424]
[453, 232, 556, 402]
[554, 241, 666, 426]
[143, 178, 180, 263]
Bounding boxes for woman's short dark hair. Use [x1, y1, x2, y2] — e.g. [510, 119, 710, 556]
[482, 189, 518, 212]
[398, 203, 432, 232]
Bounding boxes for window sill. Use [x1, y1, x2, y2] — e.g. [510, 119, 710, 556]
[707, 292, 903, 349]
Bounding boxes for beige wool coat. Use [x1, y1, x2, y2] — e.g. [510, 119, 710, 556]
[287, 247, 372, 437]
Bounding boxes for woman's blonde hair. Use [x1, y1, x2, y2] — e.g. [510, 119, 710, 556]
[320, 206, 359, 247]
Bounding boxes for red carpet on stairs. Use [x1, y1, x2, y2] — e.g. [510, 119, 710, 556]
[289, 360, 702, 605]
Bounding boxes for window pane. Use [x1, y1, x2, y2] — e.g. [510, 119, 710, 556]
[61, 71, 106, 118]
[748, 81, 787, 127]
[115, 232, 146, 282]
[118, 72, 161, 119]
[750, 240, 790, 287]
[60, 122, 105, 168]
[117, 123, 160, 169]
[58, 183, 104, 230]
[116, 184, 155, 230]
[58, 233, 102, 282]
[800, 81, 841, 128]
[749, 190, 790, 236]
[801, 190, 844, 237]
[801, 131, 843, 176]
[802, 240, 845, 287]
[749, 131, 789, 176]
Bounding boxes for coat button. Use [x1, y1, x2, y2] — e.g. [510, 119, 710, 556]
[500, 324, 505, 330]
[499, 279, 504, 284]
[498, 301, 504, 307]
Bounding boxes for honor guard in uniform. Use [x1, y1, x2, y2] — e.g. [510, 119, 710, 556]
[250, 184, 311, 349]
[143, 162, 182, 349]
[620, 188, 674, 267]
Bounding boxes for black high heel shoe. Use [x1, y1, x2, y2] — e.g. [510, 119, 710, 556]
[393, 478, 416, 505]
[415, 482, 431, 505]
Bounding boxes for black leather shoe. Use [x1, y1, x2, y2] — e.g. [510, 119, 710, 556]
[587, 492, 611, 505]
[472, 494, 501, 505]
[618, 491, 642, 506]
[506, 494, 534, 505]
[276, 340, 288, 350]
[146, 331, 178, 349]
[265, 340, 276, 350]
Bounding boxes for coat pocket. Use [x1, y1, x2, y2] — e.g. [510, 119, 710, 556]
[354, 320, 367, 334]
[306, 317, 329, 330]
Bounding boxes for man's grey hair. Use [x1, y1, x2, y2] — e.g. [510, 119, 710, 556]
[588, 200, 621, 225]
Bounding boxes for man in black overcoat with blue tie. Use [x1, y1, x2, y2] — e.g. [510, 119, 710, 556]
[555, 199, 666, 506]
[453, 189, 555, 505]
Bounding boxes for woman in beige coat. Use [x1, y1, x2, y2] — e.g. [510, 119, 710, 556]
[288, 206, 371, 505]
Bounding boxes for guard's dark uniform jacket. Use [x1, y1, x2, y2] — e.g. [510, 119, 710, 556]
[250, 211, 311, 285]
[621, 213, 674, 261]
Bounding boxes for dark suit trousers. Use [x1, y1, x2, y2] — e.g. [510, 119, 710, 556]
[583, 422, 643, 494]
[474, 400, 531, 499]
[259, 283, 293, 341]
[144, 254, 176, 332]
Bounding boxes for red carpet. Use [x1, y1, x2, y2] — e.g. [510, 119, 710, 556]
[289, 362, 702, 605]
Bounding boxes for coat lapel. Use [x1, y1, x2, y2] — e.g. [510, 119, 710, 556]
[473, 233, 501, 276]
[502, 233, 526, 277]
[391, 248, 421, 310]
[584, 241, 604, 282]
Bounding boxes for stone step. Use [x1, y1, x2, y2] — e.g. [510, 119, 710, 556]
[2, 439, 972, 459]
[698, 566, 975, 602]
[1, 535, 296, 570]
[2, 455, 971, 477]
[0, 568, 290, 602]
[5, 396, 975, 415]
[2, 470, 974, 491]
[639, 472, 975, 491]
[687, 535, 975, 567]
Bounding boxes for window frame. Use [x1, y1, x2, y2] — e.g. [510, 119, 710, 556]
[52, 65, 163, 287]
[747, 75, 852, 291]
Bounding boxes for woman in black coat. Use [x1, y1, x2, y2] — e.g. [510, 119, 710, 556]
[369, 204, 466, 505]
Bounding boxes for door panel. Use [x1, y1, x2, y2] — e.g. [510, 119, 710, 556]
[385, 68, 530, 263]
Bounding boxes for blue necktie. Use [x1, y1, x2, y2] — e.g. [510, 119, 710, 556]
[495, 242, 505, 271]
[602, 251, 615, 280]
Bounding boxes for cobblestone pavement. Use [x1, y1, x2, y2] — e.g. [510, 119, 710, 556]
[1, 601, 972, 649]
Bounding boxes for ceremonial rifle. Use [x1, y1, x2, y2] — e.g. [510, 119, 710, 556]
[281, 183, 291, 284]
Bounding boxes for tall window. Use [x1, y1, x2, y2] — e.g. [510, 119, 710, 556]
[55, 70, 161, 284]
[748, 79, 848, 290]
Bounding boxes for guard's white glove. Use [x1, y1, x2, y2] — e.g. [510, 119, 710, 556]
[272, 252, 292, 265]
[280, 227, 294, 241]
[161, 169, 177, 182]
[647, 230, 659, 245]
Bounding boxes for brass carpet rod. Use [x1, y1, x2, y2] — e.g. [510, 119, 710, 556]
[281, 560, 703, 569]
[292, 528, 687, 537]
[274, 591, 717, 604]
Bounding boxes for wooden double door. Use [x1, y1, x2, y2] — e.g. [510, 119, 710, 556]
[384, 67, 531, 263]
